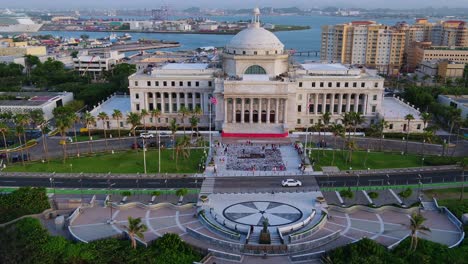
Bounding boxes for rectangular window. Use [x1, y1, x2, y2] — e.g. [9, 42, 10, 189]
[188, 81, 192, 87]
[136, 104, 140, 111]
[337, 82, 341, 88]
[345, 82, 349, 87]
[208, 81, 212, 87]
[328, 82, 332, 87]
[417, 124, 421, 130]
[353, 82, 357, 88]
[373, 95, 378, 100]
[309, 119, 314, 124]
[135, 81, 139, 86]
[148, 93, 153, 98]
[299, 82, 303, 87]
[361, 82, 365, 88]
[196, 81, 199, 87]
[163, 81, 167, 86]
[374, 82, 379, 88]
[297, 119, 301, 124]
[371, 105, 376, 112]
[320, 82, 324, 87]
[149, 103, 154, 110]
[156, 81, 159, 86]
[179, 81, 183, 86]
[312, 82, 316, 87]
[135, 93, 139, 99]
[119, 121, 124, 128]
[297, 105, 302, 112]
[147, 81, 151, 86]
[389, 124, 393, 129]
[171, 81, 175, 87]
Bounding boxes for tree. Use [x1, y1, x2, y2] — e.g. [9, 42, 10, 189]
[178, 106, 190, 134]
[150, 109, 161, 131]
[329, 123, 344, 166]
[0, 123, 9, 162]
[123, 216, 147, 249]
[169, 118, 179, 160]
[30, 112, 49, 162]
[404, 114, 414, 154]
[351, 112, 364, 136]
[447, 108, 461, 147]
[420, 112, 431, 131]
[14, 125, 25, 166]
[83, 112, 96, 154]
[342, 112, 354, 143]
[71, 112, 81, 156]
[376, 118, 389, 151]
[97, 112, 109, 152]
[140, 109, 149, 132]
[54, 108, 74, 162]
[14, 113, 30, 159]
[24, 55, 40, 78]
[175, 136, 190, 171]
[189, 115, 199, 143]
[346, 140, 357, 163]
[126, 112, 141, 149]
[112, 109, 123, 145]
[409, 213, 431, 251]
[321, 112, 331, 155]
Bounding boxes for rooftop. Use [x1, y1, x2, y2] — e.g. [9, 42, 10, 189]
[90, 95, 131, 117]
[160, 63, 209, 70]
[440, 95, 468, 105]
[301, 63, 348, 71]
[382, 97, 421, 120]
[0, 92, 71, 107]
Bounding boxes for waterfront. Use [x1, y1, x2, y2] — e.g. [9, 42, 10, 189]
[34, 15, 408, 61]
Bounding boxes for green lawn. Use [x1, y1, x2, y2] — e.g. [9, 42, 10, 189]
[4, 149, 206, 174]
[311, 149, 424, 170]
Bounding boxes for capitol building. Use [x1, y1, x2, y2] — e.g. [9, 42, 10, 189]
[93, 8, 423, 136]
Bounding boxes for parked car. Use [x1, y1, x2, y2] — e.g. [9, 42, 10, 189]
[140, 133, 154, 139]
[281, 179, 302, 187]
[130, 143, 142, 149]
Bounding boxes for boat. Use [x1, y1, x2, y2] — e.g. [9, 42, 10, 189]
[117, 33, 132, 41]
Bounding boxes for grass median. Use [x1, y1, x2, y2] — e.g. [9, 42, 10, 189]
[3, 148, 206, 174]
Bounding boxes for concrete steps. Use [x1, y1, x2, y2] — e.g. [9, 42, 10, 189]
[200, 178, 215, 195]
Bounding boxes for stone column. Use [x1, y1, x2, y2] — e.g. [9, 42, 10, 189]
[184, 92, 188, 109]
[322, 93, 327, 113]
[330, 93, 335, 114]
[160, 93, 165, 113]
[258, 98, 262, 123]
[176, 93, 180, 112]
[284, 99, 288, 124]
[354, 94, 358, 112]
[241, 98, 245, 123]
[224, 98, 228, 123]
[275, 99, 279, 124]
[364, 94, 369, 114]
[267, 98, 271, 123]
[232, 98, 236, 124]
[314, 93, 318, 114]
[250, 98, 253, 124]
[338, 93, 343, 114]
[346, 93, 351, 112]
[153, 93, 156, 111]
[192, 92, 196, 110]
[169, 93, 173, 113]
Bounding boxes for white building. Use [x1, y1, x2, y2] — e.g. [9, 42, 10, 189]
[438, 95, 468, 120]
[121, 8, 421, 136]
[73, 50, 124, 79]
[0, 92, 73, 121]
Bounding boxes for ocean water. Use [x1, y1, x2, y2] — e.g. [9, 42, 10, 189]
[37, 15, 409, 60]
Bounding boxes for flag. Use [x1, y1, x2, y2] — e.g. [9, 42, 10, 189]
[210, 97, 218, 105]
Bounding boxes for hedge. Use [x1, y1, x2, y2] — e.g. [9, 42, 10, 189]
[0, 187, 50, 223]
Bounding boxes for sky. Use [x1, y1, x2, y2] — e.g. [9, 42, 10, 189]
[0, 0, 467, 9]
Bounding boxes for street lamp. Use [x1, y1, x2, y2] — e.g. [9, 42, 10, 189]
[49, 175, 56, 205]
[142, 138, 147, 175]
[304, 126, 309, 158]
[158, 132, 161, 174]
[356, 174, 360, 191]
[107, 174, 116, 224]
[421, 157, 425, 167]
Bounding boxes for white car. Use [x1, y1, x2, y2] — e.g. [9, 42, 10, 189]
[281, 179, 302, 187]
[139, 133, 154, 139]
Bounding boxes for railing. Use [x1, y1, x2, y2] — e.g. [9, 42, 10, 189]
[199, 210, 241, 240]
[278, 210, 316, 236]
[433, 197, 465, 248]
[289, 212, 327, 243]
[288, 230, 341, 253]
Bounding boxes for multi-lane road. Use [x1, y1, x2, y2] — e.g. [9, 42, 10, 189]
[0, 169, 464, 193]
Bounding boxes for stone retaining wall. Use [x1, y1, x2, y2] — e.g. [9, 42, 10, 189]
[289, 212, 327, 243]
[287, 230, 341, 253]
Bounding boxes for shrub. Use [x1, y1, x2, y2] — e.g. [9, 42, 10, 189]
[121, 191, 131, 197]
[423, 156, 466, 166]
[368, 192, 379, 199]
[151, 191, 161, 197]
[176, 188, 188, 197]
[340, 188, 354, 200]
[399, 188, 413, 199]
[0, 187, 50, 223]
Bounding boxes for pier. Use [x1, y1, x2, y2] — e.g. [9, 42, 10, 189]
[91, 41, 180, 53]
[294, 50, 320, 56]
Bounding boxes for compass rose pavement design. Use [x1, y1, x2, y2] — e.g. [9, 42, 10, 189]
[223, 201, 303, 226]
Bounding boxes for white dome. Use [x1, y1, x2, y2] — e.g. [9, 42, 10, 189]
[226, 26, 284, 52]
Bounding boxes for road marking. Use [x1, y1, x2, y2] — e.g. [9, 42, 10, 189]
[341, 213, 351, 235]
[1, 180, 16, 183]
[145, 210, 162, 237]
[175, 211, 186, 232]
[371, 214, 385, 239]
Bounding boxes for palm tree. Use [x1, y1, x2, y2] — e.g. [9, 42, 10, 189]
[342, 112, 354, 143]
[420, 112, 431, 131]
[56, 115, 73, 162]
[329, 123, 344, 166]
[140, 109, 149, 132]
[175, 136, 190, 171]
[15, 113, 30, 159]
[71, 112, 81, 156]
[421, 130, 434, 157]
[83, 112, 96, 154]
[0, 123, 9, 162]
[193, 105, 203, 118]
[15, 125, 25, 166]
[409, 213, 431, 251]
[376, 119, 389, 151]
[404, 114, 414, 154]
[169, 118, 178, 160]
[178, 106, 190, 134]
[313, 121, 324, 161]
[351, 112, 364, 136]
[35, 116, 49, 162]
[97, 112, 109, 151]
[126, 112, 141, 149]
[189, 115, 199, 143]
[321, 112, 331, 155]
[124, 216, 148, 249]
[346, 140, 357, 163]
[112, 109, 123, 146]
[150, 109, 161, 131]
[447, 108, 462, 147]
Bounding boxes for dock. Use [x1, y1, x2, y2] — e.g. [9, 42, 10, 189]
[91, 41, 181, 52]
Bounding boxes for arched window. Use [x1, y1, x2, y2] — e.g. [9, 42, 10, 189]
[244, 65, 267, 75]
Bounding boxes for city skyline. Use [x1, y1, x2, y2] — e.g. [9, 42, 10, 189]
[1, 0, 468, 9]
